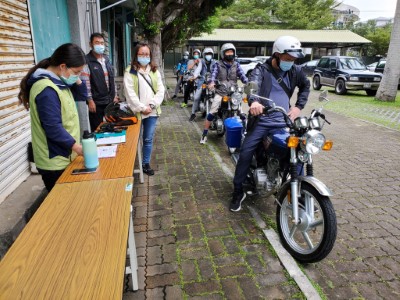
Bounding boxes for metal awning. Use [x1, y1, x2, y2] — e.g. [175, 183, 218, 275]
[189, 28, 371, 48]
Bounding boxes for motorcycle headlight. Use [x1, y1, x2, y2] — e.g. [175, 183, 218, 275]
[300, 130, 326, 155]
[237, 87, 243, 93]
[231, 92, 242, 106]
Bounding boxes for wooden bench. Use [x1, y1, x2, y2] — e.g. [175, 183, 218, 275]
[0, 121, 142, 298]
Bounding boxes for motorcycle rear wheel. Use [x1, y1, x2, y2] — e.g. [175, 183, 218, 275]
[276, 182, 337, 263]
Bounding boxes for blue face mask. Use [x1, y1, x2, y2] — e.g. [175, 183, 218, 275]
[280, 60, 294, 72]
[138, 57, 151, 66]
[61, 68, 80, 86]
[193, 55, 199, 59]
[205, 55, 212, 61]
[94, 45, 105, 54]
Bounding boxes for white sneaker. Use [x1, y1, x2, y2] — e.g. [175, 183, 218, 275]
[200, 135, 207, 144]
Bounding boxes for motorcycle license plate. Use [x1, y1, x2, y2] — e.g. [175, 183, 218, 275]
[363, 83, 372, 88]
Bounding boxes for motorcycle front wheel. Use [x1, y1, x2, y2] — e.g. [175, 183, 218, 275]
[276, 182, 337, 263]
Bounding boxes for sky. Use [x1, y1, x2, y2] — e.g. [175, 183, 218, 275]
[340, 0, 397, 21]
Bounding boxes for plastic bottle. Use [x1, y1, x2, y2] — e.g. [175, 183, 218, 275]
[82, 130, 99, 169]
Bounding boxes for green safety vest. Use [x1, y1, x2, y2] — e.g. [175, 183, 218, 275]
[125, 66, 162, 117]
[29, 79, 80, 170]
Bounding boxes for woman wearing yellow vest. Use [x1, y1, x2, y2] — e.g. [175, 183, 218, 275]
[18, 43, 87, 191]
[124, 42, 165, 176]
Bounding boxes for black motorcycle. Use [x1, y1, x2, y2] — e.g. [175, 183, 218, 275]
[231, 90, 337, 263]
[208, 83, 246, 137]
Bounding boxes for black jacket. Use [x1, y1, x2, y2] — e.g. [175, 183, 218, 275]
[249, 57, 310, 110]
[86, 51, 116, 105]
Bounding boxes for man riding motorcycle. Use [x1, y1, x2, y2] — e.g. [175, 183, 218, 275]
[189, 47, 217, 122]
[230, 35, 310, 212]
[200, 43, 248, 144]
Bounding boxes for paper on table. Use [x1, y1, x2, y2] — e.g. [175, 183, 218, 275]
[97, 145, 118, 158]
[96, 135, 126, 145]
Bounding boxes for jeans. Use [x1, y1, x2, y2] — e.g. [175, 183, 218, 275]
[191, 87, 203, 114]
[233, 123, 287, 191]
[141, 116, 158, 165]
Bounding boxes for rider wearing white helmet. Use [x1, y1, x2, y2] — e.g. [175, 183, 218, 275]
[172, 50, 190, 98]
[181, 49, 203, 108]
[230, 35, 310, 212]
[199, 43, 248, 144]
[189, 47, 217, 122]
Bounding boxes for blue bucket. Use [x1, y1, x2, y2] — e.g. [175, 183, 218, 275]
[224, 117, 243, 148]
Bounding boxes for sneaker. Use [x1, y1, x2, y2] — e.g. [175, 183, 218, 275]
[200, 135, 207, 144]
[189, 114, 196, 122]
[143, 163, 155, 176]
[172, 95, 177, 99]
[230, 191, 246, 212]
[181, 103, 187, 108]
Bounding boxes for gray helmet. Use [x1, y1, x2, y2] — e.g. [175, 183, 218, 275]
[183, 51, 189, 56]
[220, 43, 236, 59]
[203, 47, 214, 56]
[193, 49, 201, 56]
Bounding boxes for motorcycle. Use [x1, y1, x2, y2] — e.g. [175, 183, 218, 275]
[198, 72, 212, 117]
[208, 83, 246, 137]
[182, 70, 196, 102]
[231, 90, 337, 263]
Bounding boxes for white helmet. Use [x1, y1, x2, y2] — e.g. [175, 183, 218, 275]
[193, 49, 201, 56]
[272, 36, 304, 58]
[220, 43, 236, 59]
[203, 47, 214, 56]
[183, 51, 189, 56]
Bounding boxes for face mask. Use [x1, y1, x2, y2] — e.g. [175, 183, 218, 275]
[60, 68, 79, 85]
[94, 45, 105, 54]
[193, 55, 199, 59]
[224, 55, 234, 62]
[279, 60, 294, 72]
[183, 55, 188, 59]
[205, 55, 212, 61]
[138, 57, 151, 66]
[61, 74, 79, 86]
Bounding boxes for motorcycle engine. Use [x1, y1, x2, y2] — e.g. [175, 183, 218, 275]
[253, 157, 280, 192]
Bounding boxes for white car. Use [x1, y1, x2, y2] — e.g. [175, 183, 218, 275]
[236, 57, 260, 77]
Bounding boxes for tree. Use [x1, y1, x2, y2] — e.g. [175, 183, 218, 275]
[218, 0, 336, 30]
[375, 0, 400, 102]
[350, 21, 392, 56]
[271, 0, 336, 29]
[137, 0, 234, 67]
[218, 0, 272, 29]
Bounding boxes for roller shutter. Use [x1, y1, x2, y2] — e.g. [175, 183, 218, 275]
[0, 0, 34, 203]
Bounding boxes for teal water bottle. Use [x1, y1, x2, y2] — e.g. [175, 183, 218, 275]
[82, 130, 99, 169]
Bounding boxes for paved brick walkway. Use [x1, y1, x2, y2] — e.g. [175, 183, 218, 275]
[124, 73, 400, 299]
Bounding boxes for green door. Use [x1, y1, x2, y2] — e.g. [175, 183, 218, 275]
[29, 0, 71, 62]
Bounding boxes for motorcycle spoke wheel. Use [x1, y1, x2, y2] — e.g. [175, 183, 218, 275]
[276, 183, 337, 263]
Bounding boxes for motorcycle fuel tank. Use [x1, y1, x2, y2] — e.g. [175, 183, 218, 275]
[263, 132, 290, 159]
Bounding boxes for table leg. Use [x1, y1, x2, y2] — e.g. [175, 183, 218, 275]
[126, 205, 138, 290]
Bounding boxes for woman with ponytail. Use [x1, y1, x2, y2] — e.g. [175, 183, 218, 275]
[18, 43, 87, 191]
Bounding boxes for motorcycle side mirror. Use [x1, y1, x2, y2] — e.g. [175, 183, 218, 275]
[244, 81, 258, 95]
[319, 90, 329, 103]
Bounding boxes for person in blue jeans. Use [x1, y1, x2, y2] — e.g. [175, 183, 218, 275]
[230, 36, 310, 212]
[123, 42, 165, 175]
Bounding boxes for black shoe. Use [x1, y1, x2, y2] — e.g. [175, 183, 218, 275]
[230, 191, 246, 212]
[202, 111, 206, 118]
[189, 114, 196, 122]
[143, 164, 154, 176]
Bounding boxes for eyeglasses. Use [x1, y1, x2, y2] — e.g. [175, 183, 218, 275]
[68, 68, 82, 75]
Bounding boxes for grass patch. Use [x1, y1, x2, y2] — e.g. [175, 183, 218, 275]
[322, 89, 400, 131]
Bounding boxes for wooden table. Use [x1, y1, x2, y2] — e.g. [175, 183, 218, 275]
[0, 177, 133, 299]
[57, 122, 142, 183]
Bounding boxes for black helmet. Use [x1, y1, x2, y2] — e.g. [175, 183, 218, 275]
[104, 102, 138, 125]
